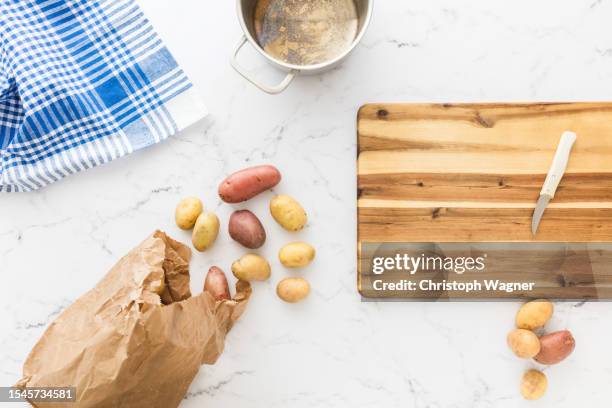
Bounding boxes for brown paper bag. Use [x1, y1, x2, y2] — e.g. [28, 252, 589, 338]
[16, 231, 251, 408]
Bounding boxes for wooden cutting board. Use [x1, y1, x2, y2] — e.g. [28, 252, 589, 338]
[357, 103, 612, 244]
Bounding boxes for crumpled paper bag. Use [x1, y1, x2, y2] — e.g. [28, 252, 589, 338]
[16, 231, 251, 408]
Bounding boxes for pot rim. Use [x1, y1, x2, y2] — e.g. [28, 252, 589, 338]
[236, 0, 374, 72]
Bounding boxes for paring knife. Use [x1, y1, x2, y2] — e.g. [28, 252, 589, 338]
[531, 131, 577, 235]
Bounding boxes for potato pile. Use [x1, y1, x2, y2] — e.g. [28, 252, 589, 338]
[175, 164, 315, 303]
[175, 197, 220, 251]
[507, 300, 576, 400]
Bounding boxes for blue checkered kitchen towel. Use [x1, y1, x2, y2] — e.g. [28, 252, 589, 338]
[0, 0, 207, 192]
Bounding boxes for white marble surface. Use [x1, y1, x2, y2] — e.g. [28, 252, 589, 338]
[2, 0, 612, 406]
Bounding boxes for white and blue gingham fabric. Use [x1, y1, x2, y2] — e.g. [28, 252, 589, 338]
[0, 0, 207, 192]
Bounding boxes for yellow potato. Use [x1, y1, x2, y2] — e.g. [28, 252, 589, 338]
[516, 300, 553, 330]
[191, 211, 219, 251]
[231, 254, 271, 281]
[270, 194, 307, 231]
[279, 242, 315, 268]
[175, 197, 203, 230]
[277, 277, 310, 303]
[507, 329, 541, 358]
[520, 369, 547, 400]
[146, 273, 165, 296]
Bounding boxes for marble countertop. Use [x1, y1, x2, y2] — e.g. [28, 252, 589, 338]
[2, 0, 612, 406]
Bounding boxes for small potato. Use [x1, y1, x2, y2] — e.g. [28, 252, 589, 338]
[175, 197, 203, 229]
[534, 330, 575, 365]
[229, 210, 266, 249]
[279, 242, 315, 268]
[150, 274, 165, 296]
[192, 211, 220, 251]
[231, 254, 271, 281]
[520, 369, 547, 400]
[218, 165, 282, 203]
[277, 277, 310, 303]
[507, 329, 541, 358]
[270, 194, 307, 231]
[516, 300, 553, 330]
[204, 266, 231, 301]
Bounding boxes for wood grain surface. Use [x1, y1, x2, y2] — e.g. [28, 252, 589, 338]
[357, 103, 612, 243]
[358, 242, 612, 299]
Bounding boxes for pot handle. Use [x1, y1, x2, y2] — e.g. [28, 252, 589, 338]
[230, 36, 297, 94]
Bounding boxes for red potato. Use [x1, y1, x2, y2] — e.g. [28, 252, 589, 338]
[229, 210, 266, 249]
[218, 165, 281, 203]
[204, 266, 231, 301]
[534, 330, 575, 365]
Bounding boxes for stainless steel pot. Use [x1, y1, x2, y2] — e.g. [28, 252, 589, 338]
[231, 0, 373, 94]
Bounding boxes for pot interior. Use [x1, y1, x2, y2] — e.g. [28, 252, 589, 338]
[239, 0, 370, 67]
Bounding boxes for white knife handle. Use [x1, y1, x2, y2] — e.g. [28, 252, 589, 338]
[540, 131, 577, 198]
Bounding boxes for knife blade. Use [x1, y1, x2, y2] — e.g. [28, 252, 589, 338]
[531, 195, 551, 235]
[531, 131, 577, 235]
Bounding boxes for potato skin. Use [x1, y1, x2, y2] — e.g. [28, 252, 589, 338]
[521, 369, 547, 400]
[279, 242, 315, 268]
[270, 195, 307, 231]
[192, 211, 220, 251]
[218, 165, 281, 203]
[231, 254, 271, 281]
[229, 210, 266, 249]
[152, 274, 166, 296]
[534, 330, 575, 365]
[277, 278, 310, 303]
[507, 329, 541, 358]
[516, 300, 553, 330]
[204, 266, 231, 301]
[175, 197, 203, 230]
